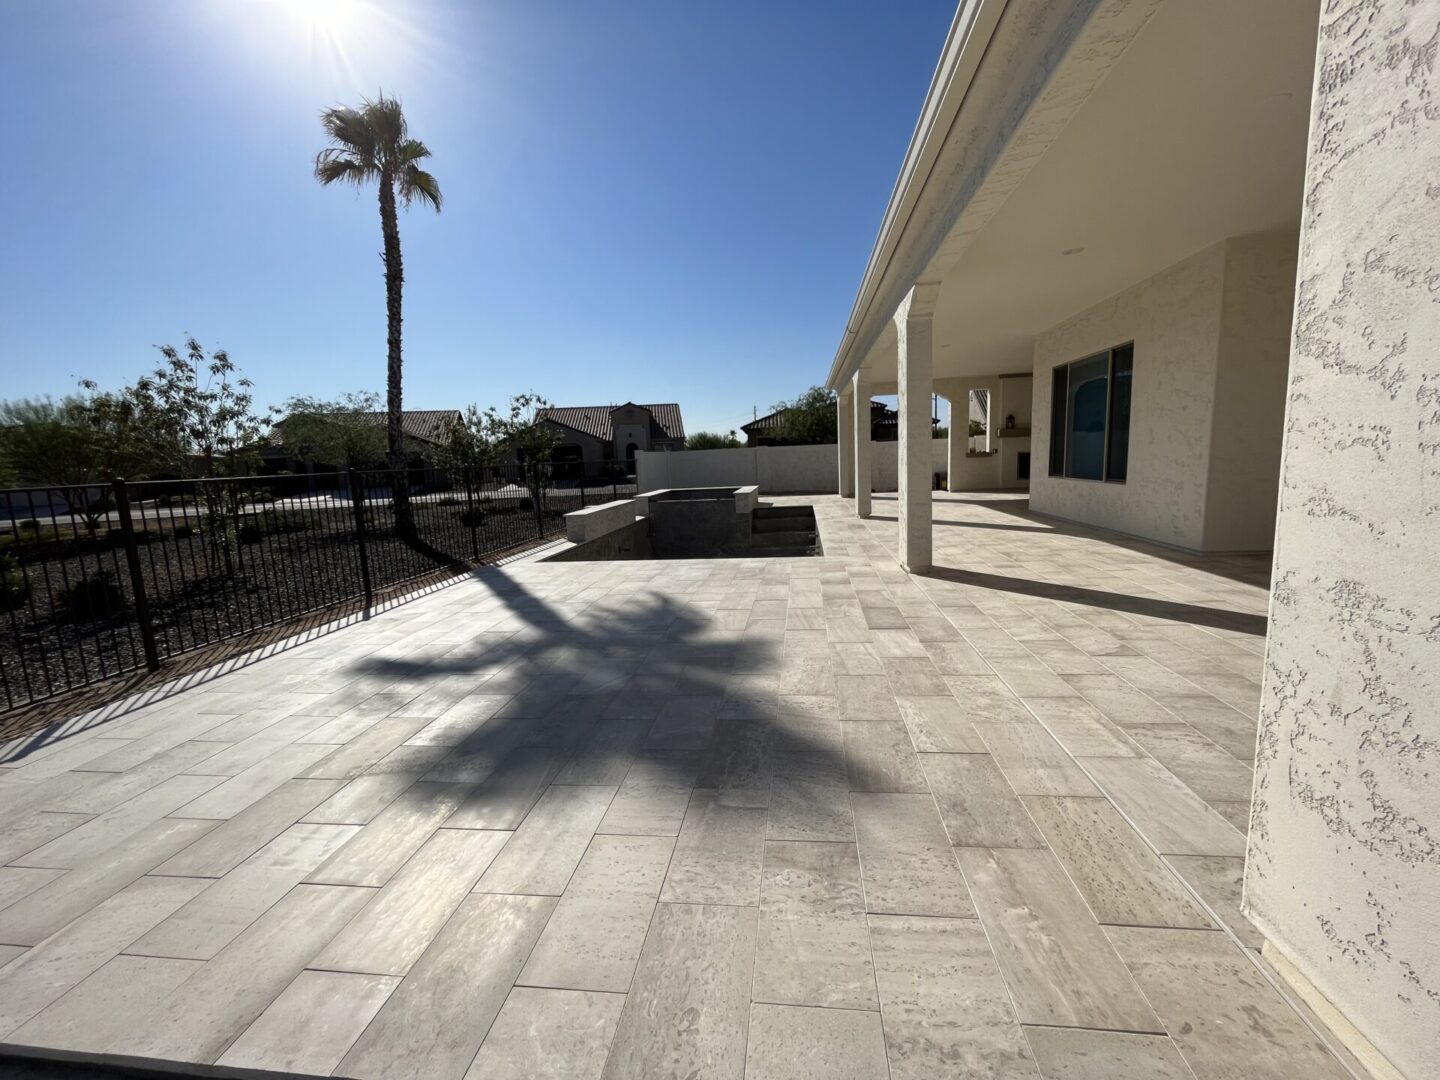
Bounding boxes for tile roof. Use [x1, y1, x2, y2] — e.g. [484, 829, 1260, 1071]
[743, 401, 894, 434]
[354, 410, 463, 445]
[538, 403, 685, 443]
[271, 409, 462, 448]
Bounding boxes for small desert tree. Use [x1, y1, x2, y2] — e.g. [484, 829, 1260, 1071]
[685, 430, 742, 450]
[0, 392, 170, 534]
[434, 405, 501, 483]
[772, 386, 838, 445]
[279, 391, 388, 468]
[481, 393, 560, 512]
[127, 339, 276, 568]
[129, 338, 276, 479]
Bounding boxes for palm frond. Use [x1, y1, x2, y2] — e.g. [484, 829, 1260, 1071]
[398, 166, 443, 211]
[361, 93, 407, 153]
[318, 106, 377, 163]
[316, 92, 439, 212]
[396, 138, 431, 164]
[314, 149, 376, 187]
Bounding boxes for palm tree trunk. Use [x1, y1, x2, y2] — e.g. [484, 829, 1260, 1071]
[378, 172, 412, 534]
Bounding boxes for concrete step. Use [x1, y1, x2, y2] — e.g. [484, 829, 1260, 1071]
[753, 505, 815, 521]
[753, 514, 817, 534]
[749, 544, 821, 558]
[752, 529, 816, 547]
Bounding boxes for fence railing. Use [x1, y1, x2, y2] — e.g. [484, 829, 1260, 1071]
[0, 468, 637, 712]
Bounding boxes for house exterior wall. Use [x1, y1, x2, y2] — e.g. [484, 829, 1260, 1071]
[1204, 229, 1299, 551]
[1031, 241, 1227, 550]
[1030, 232, 1295, 551]
[1245, 4, 1440, 1077]
[996, 374, 1033, 487]
[505, 423, 610, 481]
[611, 404, 654, 457]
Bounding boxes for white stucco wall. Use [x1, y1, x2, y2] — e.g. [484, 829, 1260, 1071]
[1030, 231, 1296, 552]
[1245, 4, 1440, 1077]
[1204, 229, 1299, 551]
[636, 440, 955, 495]
[1031, 241, 1227, 550]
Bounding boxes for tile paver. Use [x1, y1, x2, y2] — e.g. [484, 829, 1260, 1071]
[0, 492, 1348, 1079]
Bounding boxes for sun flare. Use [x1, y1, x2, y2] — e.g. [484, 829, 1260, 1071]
[283, 0, 363, 37]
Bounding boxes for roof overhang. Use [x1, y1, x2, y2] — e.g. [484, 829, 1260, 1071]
[828, 0, 1317, 388]
[826, 0, 1166, 389]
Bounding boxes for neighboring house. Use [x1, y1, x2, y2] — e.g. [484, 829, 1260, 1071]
[825, 2, 1437, 1075]
[507, 402, 685, 481]
[263, 409, 462, 479]
[741, 401, 932, 447]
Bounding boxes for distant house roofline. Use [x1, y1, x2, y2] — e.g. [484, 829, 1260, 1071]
[537, 403, 685, 443]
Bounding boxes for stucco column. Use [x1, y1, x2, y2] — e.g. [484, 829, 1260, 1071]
[1244, 6, 1440, 1078]
[934, 378, 966, 493]
[894, 283, 939, 573]
[852, 369, 871, 517]
[836, 385, 855, 497]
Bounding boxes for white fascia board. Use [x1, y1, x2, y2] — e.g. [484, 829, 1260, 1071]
[826, 0, 1009, 391]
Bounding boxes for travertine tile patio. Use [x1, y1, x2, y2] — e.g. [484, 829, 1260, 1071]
[0, 492, 1361, 1078]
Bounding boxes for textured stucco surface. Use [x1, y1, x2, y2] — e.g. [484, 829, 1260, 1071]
[1245, 3, 1440, 1077]
[1030, 242, 1227, 550]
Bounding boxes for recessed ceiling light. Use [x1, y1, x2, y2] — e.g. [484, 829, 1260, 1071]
[1061, 247, 1085, 256]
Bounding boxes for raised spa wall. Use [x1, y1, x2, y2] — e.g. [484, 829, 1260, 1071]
[549, 486, 767, 561]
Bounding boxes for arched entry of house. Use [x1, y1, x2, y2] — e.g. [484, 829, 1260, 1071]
[624, 442, 639, 476]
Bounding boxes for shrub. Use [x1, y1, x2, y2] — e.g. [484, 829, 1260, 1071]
[171, 524, 195, 540]
[240, 510, 312, 544]
[0, 554, 30, 613]
[458, 508, 486, 528]
[58, 570, 124, 618]
[437, 494, 462, 506]
[517, 497, 534, 511]
[18, 519, 39, 533]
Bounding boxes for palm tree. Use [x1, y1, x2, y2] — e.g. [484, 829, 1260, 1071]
[314, 93, 441, 530]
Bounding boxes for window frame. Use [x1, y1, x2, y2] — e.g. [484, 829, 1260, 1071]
[1047, 342, 1133, 484]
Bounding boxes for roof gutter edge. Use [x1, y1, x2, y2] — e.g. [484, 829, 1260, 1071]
[825, 0, 1009, 391]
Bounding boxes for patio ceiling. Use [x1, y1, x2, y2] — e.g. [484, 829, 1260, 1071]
[855, 0, 1319, 384]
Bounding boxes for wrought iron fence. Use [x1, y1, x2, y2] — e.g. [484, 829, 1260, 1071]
[0, 468, 638, 712]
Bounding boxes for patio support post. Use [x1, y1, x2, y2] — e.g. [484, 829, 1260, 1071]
[935, 378, 966, 493]
[852, 369, 872, 517]
[895, 282, 940, 573]
[837, 384, 855, 497]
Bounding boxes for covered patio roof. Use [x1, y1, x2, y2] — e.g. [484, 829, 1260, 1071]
[830, 0, 1319, 388]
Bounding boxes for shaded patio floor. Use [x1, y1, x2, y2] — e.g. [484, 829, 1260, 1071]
[0, 493, 1363, 1078]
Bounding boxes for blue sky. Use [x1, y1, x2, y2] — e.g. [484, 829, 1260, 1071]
[0, 0, 957, 437]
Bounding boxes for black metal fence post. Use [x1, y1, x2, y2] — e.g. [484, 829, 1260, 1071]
[112, 478, 160, 672]
[464, 469, 480, 561]
[348, 469, 374, 607]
